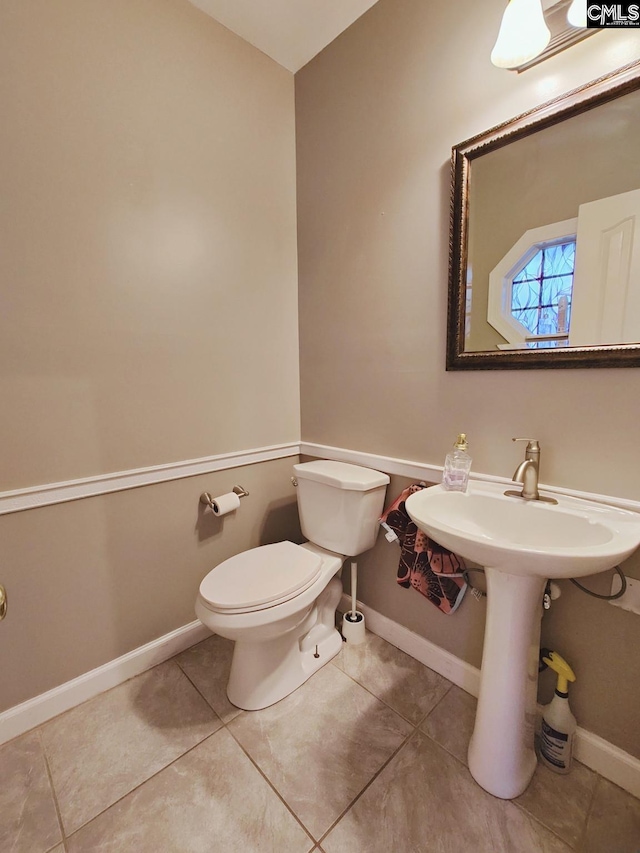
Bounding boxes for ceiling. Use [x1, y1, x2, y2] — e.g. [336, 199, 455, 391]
[188, 0, 381, 72]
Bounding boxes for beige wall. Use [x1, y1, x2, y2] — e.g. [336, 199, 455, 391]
[0, 0, 299, 490]
[1, 457, 302, 713]
[0, 0, 301, 711]
[296, 0, 640, 755]
[3, 0, 640, 761]
[296, 0, 640, 501]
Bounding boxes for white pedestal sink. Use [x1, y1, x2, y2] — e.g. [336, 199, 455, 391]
[406, 481, 640, 800]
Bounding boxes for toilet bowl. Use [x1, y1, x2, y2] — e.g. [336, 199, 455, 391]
[195, 461, 390, 711]
[196, 541, 344, 710]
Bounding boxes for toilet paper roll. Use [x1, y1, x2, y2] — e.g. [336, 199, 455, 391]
[210, 491, 241, 516]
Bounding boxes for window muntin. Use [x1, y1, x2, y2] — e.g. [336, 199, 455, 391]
[510, 240, 575, 348]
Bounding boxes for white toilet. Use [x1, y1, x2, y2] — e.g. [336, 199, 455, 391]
[195, 460, 390, 710]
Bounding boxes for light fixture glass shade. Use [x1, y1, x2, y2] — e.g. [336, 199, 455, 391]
[567, 0, 587, 27]
[491, 0, 551, 69]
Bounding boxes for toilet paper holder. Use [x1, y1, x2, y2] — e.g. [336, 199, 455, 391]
[200, 485, 249, 509]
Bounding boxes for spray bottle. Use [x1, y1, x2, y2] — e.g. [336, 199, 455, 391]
[539, 650, 577, 774]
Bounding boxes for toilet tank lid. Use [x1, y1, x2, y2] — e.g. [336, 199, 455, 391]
[294, 461, 390, 491]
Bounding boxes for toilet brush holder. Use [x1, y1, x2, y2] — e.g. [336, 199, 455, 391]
[341, 610, 366, 645]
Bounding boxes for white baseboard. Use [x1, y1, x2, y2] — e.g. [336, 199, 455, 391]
[0, 620, 211, 746]
[338, 593, 481, 697]
[574, 729, 640, 800]
[3, 589, 638, 800]
[339, 594, 640, 800]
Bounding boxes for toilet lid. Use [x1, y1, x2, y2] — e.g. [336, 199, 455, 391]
[199, 541, 323, 611]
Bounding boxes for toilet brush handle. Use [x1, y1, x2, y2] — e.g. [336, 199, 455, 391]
[351, 561, 358, 618]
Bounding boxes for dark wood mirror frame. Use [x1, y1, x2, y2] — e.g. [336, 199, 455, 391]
[447, 60, 640, 370]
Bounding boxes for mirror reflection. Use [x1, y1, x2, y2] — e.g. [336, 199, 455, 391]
[448, 62, 640, 369]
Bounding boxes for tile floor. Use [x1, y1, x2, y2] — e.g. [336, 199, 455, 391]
[3, 629, 640, 852]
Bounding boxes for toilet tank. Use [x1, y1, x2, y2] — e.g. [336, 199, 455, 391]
[293, 461, 390, 556]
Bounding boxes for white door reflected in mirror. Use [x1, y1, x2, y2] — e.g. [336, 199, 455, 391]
[571, 187, 640, 346]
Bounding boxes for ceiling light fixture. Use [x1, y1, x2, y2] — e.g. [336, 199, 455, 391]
[491, 0, 551, 69]
[567, 0, 587, 27]
[492, 0, 597, 72]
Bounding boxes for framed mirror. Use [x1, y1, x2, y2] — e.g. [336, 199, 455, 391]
[448, 60, 640, 370]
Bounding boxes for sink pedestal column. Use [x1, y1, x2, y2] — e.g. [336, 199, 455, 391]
[468, 568, 546, 799]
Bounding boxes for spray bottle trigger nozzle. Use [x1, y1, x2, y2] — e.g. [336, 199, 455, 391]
[542, 650, 576, 695]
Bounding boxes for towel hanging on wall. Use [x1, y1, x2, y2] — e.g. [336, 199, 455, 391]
[380, 484, 467, 614]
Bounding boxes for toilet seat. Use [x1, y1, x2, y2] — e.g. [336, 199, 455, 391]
[199, 541, 323, 615]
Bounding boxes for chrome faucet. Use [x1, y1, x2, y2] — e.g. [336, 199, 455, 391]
[505, 438, 557, 504]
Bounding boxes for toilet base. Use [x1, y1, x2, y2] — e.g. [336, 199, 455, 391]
[227, 577, 343, 710]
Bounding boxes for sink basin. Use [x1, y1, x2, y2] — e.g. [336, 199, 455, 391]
[405, 481, 640, 578]
[405, 480, 640, 801]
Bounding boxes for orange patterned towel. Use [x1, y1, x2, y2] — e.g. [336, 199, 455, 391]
[380, 484, 467, 614]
